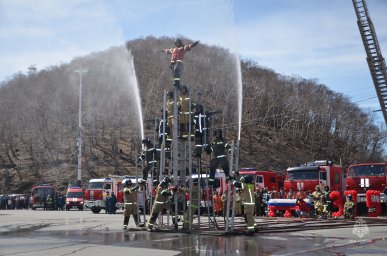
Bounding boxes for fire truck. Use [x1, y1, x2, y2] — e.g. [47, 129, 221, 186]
[31, 184, 56, 210]
[284, 160, 344, 193]
[84, 175, 151, 214]
[345, 162, 387, 205]
[84, 175, 124, 213]
[239, 168, 284, 191]
[65, 186, 84, 211]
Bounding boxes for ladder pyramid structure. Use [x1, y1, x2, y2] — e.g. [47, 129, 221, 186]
[353, 0, 387, 125]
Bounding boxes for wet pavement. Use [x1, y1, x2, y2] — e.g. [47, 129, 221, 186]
[1, 210, 387, 256]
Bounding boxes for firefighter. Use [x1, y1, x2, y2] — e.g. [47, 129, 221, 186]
[235, 189, 242, 216]
[147, 176, 176, 231]
[193, 104, 210, 157]
[138, 138, 159, 183]
[178, 85, 195, 140]
[323, 185, 332, 214]
[311, 185, 323, 216]
[207, 129, 233, 185]
[122, 179, 140, 229]
[162, 38, 199, 89]
[233, 175, 256, 235]
[166, 91, 175, 143]
[344, 194, 355, 219]
[182, 177, 202, 230]
[315, 195, 329, 219]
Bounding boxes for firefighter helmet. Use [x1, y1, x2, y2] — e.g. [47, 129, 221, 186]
[124, 179, 132, 187]
[174, 38, 183, 47]
[167, 91, 173, 98]
[181, 85, 188, 93]
[215, 129, 223, 139]
[142, 138, 151, 145]
[243, 175, 253, 184]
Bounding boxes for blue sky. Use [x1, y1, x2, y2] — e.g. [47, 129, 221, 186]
[1, 0, 386, 127]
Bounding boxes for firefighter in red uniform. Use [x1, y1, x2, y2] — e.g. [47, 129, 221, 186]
[162, 38, 199, 88]
[207, 129, 233, 185]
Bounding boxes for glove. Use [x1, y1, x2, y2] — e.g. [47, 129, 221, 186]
[192, 41, 199, 47]
[205, 146, 212, 154]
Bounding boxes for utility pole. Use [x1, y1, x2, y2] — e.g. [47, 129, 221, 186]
[75, 67, 88, 187]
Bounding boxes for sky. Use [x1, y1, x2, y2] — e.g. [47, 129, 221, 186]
[1, 0, 387, 127]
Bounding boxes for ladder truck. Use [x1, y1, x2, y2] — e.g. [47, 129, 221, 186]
[352, 0, 387, 125]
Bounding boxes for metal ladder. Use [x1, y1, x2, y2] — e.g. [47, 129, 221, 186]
[353, 0, 387, 125]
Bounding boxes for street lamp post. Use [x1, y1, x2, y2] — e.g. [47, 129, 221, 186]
[75, 67, 88, 188]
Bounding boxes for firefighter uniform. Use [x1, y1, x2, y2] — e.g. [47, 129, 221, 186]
[344, 195, 355, 219]
[193, 104, 210, 158]
[315, 195, 329, 219]
[123, 179, 140, 229]
[178, 86, 195, 140]
[233, 176, 256, 234]
[147, 177, 174, 230]
[162, 39, 199, 88]
[208, 129, 232, 185]
[139, 138, 159, 182]
[311, 186, 323, 216]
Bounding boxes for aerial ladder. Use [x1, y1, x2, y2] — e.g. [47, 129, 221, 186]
[352, 0, 387, 125]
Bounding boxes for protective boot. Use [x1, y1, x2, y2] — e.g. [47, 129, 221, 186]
[123, 216, 129, 230]
[133, 215, 139, 227]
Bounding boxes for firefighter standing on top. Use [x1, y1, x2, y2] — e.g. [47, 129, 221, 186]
[138, 138, 159, 183]
[233, 175, 256, 234]
[122, 179, 140, 229]
[207, 129, 233, 185]
[162, 38, 199, 89]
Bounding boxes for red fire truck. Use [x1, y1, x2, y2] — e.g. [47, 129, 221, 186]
[345, 162, 387, 205]
[65, 186, 84, 211]
[239, 168, 284, 191]
[284, 160, 344, 193]
[84, 175, 151, 214]
[84, 176, 124, 213]
[31, 184, 56, 210]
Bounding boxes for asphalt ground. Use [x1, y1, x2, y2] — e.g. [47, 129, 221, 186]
[0, 209, 387, 256]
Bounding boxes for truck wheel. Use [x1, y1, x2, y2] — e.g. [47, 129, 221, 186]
[91, 207, 101, 214]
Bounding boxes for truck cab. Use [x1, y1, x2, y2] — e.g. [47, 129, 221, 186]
[239, 168, 284, 192]
[346, 162, 387, 204]
[284, 160, 344, 194]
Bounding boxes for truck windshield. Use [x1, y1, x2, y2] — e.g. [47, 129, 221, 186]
[348, 165, 386, 177]
[88, 182, 104, 189]
[67, 192, 83, 198]
[287, 170, 318, 180]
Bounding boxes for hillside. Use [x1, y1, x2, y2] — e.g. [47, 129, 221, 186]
[0, 36, 386, 195]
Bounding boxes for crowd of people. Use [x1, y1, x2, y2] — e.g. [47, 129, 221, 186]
[0, 192, 66, 210]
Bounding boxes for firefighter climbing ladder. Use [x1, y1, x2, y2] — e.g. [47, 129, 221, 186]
[353, 0, 387, 125]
